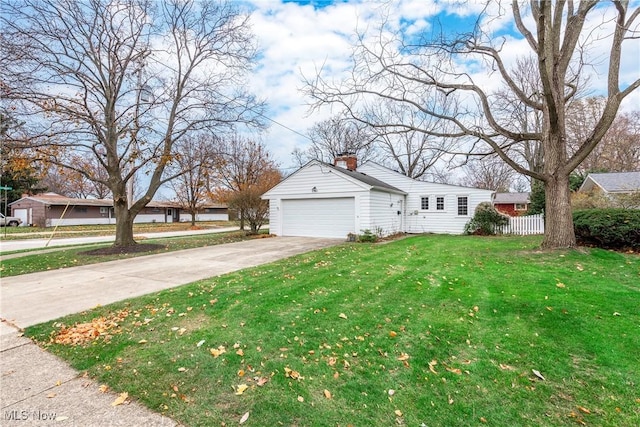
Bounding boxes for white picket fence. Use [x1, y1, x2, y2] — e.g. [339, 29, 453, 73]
[497, 213, 545, 235]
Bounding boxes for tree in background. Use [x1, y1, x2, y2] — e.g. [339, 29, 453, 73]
[1, 0, 264, 246]
[293, 113, 377, 167]
[0, 109, 43, 212]
[461, 157, 515, 192]
[306, 1, 640, 248]
[40, 156, 111, 199]
[210, 136, 280, 234]
[168, 134, 219, 226]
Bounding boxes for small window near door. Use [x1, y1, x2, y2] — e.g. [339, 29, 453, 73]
[515, 203, 527, 211]
[421, 197, 429, 210]
[436, 196, 445, 211]
[457, 196, 468, 216]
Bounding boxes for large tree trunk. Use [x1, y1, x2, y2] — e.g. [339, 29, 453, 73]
[541, 174, 575, 249]
[191, 211, 196, 226]
[113, 197, 137, 247]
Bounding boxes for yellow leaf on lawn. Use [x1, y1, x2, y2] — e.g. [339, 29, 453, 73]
[138, 339, 148, 344]
[556, 283, 566, 288]
[397, 352, 410, 361]
[324, 389, 332, 399]
[111, 392, 128, 406]
[577, 406, 591, 414]
[428, 360, 438, 374]
[297, 395, 304, 402]
[446, 367, 462, 375]
[235, 384, 248, 395]
[389, 331, 397, 337]
[339, 313, 348, 319]
[394, 410, 403, 417]
[210, 346, 226, 358]
[237, 369, 245, 377]
[499, 363, 515, 371]
[236, 349, 245, 357]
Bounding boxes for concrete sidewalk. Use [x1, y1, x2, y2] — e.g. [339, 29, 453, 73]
[0, 237, 341, 426]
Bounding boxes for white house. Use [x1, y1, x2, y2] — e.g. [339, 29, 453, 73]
[262, 157, 494, 238]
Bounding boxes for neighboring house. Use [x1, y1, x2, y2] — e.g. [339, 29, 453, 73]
[578, 171, 640, 208]
[262, 157, 494, 238]
[578, 171, 640, 195]
[9, 193, 228, 226]
[492, 192, 530, 216]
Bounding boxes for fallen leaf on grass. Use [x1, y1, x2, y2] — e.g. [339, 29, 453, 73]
[177, 367, 187, 372]
[236, 349, 245, 357]
[324, 389, 332, 399]
[480, 417, 487, 423]
[397, 353, 410, 361]
[445, 367, 462, 375]
[138, 339, 148, 344]
[111, 392, 128, 406]
[394, 410, 403, 417]
[428, 360, 438, 374]
[389, 331, 397, 338]
[235, 384, 248, 395]
[256, 377, 269, 386]
[339, 313, 348, 319]
[210, 346, 226, 358]
[556, 283, 566, 288]
[577, 406, 591, 414]
[239, 412, 250, 424]
[284, 367, 303, 380]
[532, 369, 545, 381]
[297, 396, 304, 402]
[196, 340, 205, 347]
[499, 363, 516, 371]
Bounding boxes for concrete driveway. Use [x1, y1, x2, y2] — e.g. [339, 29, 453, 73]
[1, 236, 340, 328]
[0, 236, 341, 426]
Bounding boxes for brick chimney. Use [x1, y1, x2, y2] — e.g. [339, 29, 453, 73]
[334, 153, 357, 171]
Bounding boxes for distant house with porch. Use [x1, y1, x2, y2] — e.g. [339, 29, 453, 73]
[9, 193, 228, 227]
[492, 192, 530, 216]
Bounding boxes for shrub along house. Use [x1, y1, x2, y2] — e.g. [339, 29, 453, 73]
[9, 192, 228, 226]
[262, 155, 494, 238]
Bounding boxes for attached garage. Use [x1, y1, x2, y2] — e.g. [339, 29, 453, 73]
[281, 197, 355, 238]
[262, 160, 406, 239]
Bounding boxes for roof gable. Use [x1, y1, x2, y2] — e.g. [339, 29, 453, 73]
[262, 160, 406, 198]
[492, 192, 530, 204]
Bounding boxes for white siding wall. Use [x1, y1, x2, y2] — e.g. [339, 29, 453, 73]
[358, 163, 494, 234]
[46, 217, 115, 227]
[366, 190, 404, 236]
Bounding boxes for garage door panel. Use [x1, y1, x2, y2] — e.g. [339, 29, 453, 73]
[282, 198, 354, 238]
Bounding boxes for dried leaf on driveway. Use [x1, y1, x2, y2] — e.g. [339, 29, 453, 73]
[111, 392, 128, 406]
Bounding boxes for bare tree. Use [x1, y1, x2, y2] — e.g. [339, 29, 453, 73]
[41, 156, 111, 199]
[1, 0, 264, 246]
[567, 98, 640, 173]
[305, 1, 640, 248]
[294, 113, 377, 167]
[209, 136, 280, 233]
[461, 157, 514, 192]
[168, 134, 219, 226]
[367, 100, 457, 180]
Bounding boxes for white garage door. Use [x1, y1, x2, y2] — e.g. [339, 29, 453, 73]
[282, 198, 355, 238]
[13, 209, 29, 226]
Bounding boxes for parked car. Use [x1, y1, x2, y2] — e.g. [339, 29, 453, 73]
[0, 213, 22, 227]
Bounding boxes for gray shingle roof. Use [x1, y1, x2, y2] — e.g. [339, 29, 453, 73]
[323, 162, 406, 194]
[585, 172, 640, 192]
[492, 192, 530, 204]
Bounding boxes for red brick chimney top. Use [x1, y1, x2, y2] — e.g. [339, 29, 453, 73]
[334, 153, 357, 171]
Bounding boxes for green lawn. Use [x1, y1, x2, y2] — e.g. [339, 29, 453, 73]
[25, 235, 640, 426]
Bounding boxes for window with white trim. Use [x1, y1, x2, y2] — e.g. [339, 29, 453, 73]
[457, 196, 468, 216]
[436, 196, 445, 211]
[420, 197, 429, 210]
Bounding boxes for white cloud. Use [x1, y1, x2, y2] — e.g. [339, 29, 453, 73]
[245, 0, 639, 170]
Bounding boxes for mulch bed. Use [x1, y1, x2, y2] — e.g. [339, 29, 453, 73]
[81, 243, 166, 256]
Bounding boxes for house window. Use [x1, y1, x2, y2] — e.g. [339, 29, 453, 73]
[436, 197, 445, 211]
[457, 196, 468, 216]
[420, 197, 429, 210]
[75, 207, 87, 213]
[515, 203, 527, 211]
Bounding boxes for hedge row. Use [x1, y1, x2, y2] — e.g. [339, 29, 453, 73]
[573, 209, 640, 250]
